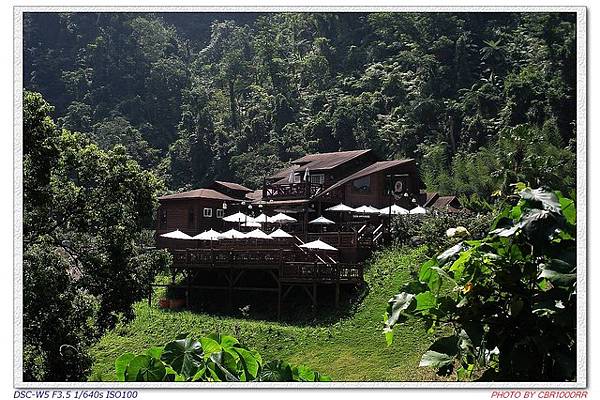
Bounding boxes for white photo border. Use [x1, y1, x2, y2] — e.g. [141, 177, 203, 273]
[13, 5, 587, 389]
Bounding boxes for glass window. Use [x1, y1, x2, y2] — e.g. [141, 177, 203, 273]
[293, 174, 301, 183]
[203, 208, 213, 218]
[216, 209, 224, 218]
[309, 174, 324, 184]
[352, 176, 371, 193]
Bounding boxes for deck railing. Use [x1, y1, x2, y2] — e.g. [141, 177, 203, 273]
[280, 262, 362, 283]
[263, 182, 323, 200]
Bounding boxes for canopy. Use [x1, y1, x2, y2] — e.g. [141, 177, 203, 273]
[299, 239, 338, 251]
[253, 213, 272, 223]
[269, 228, 293, 239]
[270, 212, 297, 223]
[308, 216, 335, 225]
[223, 211, 252, 223]
[353, 205, 381, 214]
[379, 204, 410, 216]
[192, 229, 221, 241]
[410, 206, 428, 214]
[218, 229, 247, 239]
[245, 229, 273, 240]
[326, 203, 355, 212]
[241, 221, 261, 228]
[160, 229, 192, 240]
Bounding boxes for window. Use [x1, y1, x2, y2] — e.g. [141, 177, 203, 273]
[293, 173, 301, 183]
[203, 208, 213, 218]
[187, 208, 195, 228]
[216, 209, 224, 218]
[309, 174, 325, 184]
[352, 176, 371, 193]
[159, 209, 167, 228]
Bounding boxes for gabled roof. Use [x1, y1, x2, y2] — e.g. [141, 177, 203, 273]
[317, 159, 414, 197]
[431, 195, 461, 210]
[268, 149, 372, 179]
[213, 180, 253, 193]
[159, 188, 239, 202]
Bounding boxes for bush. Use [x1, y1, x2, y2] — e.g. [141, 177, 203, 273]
[384, 186, 576, 381]
[115, 333, 331, 382]
[389, 210, 494, 254]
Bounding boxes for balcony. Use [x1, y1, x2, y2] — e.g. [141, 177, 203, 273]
[263, 181, 324, 200]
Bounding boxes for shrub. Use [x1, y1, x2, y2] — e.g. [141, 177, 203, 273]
[115, 333, 331, 382]
[384, 186, 576, 381]
[390, 210, 494, 254]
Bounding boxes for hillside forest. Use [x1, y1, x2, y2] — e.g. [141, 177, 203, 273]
[24, 12, 577, 198]
[22, 11, 578, 382]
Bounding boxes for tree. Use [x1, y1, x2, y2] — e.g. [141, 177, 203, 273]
[23, 91, 171, 380]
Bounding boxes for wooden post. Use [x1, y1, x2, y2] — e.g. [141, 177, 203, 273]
[335, 283, 340, 309]
[148, 287, 152, 307]
[227, 268, 233, 311]
[312, 283, 317, 311]
[185, 270, 190, 308]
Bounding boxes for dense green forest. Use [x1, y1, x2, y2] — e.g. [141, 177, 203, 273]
[22, 12, 578, 382]
[24, 12, 577, 196]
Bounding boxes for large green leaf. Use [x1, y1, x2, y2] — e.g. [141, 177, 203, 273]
[125, 355, 166, 382]
[161, 338, 204, 379]
[437, 243, 464, 264]
[233, 347, 260, 381]
[115, 353, 135, 382]
[419, 259, 442, 292]
[419, 350, 455, 368]
[415, 291, 437, 312]
[385, 292, 415, 328]
[258, 360, 293, 382]
[559, 196, 576, 225]
[199, 337, 222, 359]
[520, 188, 561, 213]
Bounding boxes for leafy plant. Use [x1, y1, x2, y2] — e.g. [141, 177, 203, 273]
[115, 333, 331, 382]
[384, 186, 576, 381]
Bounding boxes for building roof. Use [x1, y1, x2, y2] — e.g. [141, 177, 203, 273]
[317, 159, 414, 198]
[245, 189, 263, 201]
[431, 195, 461, 210]
[213, 180, 253, 193]
[159, 188, 239, 202]
[268, 149, 372, 179]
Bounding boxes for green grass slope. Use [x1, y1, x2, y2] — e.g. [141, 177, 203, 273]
[89, 246, 441, 382]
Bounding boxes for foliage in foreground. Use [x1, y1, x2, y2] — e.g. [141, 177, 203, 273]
[384, 186, 576, 381]
[115, 333, 331, 382]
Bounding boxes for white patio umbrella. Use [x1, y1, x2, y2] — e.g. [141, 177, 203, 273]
[244, 229, 273, 240]
[309, 216, 335, 225]
[160, 229, 192, 240]
[241, 221, 261, 228]
[192, 229, 221, 241]
[218, 229, 247, 239]
[299, 239, 338, 251]
[223, 211, 251, 223]
[326, 203, 355, 212]
[353, 205, 381, 214]
[253, 213, 272, 224]
[269, 228, 293, 239]
[410, 206, 428, 214]
[270, 212, 298, 224]
[379, 204, 410, 216]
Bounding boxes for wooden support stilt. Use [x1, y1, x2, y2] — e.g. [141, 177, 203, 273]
[312, 283, 318, 312]
[148, 287, 152, 307]
[227, 268, 233, 310]
[335, 282, 340, 309]
[185, 270, 190, 308]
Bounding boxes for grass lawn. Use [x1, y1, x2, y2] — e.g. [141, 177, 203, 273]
[89, 245, 444, 382]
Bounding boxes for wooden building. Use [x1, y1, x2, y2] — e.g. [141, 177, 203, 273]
[156, 186, 243, 239]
